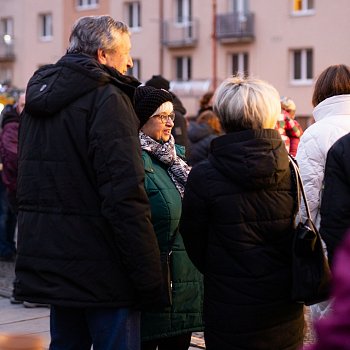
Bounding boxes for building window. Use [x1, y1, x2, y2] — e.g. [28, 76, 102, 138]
[293, 0, 314, 14]
[76, 0, 99, 9]
[0, 67, 12, 85]
[126, 2, 141, 30]
[1, 17, 14, 46]
[231, 53, 249, 77]
[231, 0, 249, 14]
[176, 0, 192, 23]
[291, 49, 313, 84]
[39, 13, 53, 40]
[1, 17, 14, 36]
[176, 56, 192, 81]
[127, 59, 141, 80]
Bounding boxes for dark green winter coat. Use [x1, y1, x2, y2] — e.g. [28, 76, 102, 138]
[141, 145, 204, 341]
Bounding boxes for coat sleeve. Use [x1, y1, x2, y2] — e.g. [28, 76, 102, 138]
[180, 163, 209, 273]
[296, 133, 324, 225]
[288, 119, 303, 157]
[0, 122, 19, 193]
[88, 89, 162, 306]
[320, 139, 350, 266]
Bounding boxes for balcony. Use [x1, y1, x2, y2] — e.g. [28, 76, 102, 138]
[162, 19, 199, 48]
[216, 12, 254, 43]
[0, 35, 15, 62]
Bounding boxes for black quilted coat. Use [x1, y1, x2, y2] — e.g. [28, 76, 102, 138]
[320, 133, 350, 266]
[14, 53, 163, 308]
[180, 129, 304, 350]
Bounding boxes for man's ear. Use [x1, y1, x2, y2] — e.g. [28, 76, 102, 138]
[97, 48, 107, 65]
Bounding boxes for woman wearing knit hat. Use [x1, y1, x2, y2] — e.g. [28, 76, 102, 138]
[133, 85, 204, 350]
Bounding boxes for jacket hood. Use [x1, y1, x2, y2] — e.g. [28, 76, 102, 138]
[188, 122, 214, 143]
[171, 92, 187, 115]
[25, 53, 140, 117]
[209, 129, 288, 190]
[313, 94, 350, 122]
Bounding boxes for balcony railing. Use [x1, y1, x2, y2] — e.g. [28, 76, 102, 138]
[0, 36, 15, 62]
[162, 19, 199, 48]
[216, 12, 254, 43]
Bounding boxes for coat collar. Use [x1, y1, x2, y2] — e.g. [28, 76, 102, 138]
[313, 95, 350, 122]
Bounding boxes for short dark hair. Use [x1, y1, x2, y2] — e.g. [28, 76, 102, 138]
[312, 64, 350, 107]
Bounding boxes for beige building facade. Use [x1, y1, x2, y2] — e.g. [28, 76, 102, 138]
[0, 0, 349, 123]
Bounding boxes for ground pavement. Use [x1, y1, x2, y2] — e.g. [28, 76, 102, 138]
[0, 259, 205, 349]
[1, 259, 315, 349]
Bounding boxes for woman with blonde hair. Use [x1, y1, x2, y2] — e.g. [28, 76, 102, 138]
[180, 76, 304, 350]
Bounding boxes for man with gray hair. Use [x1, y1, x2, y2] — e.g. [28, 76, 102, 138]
[15, 15, 163, 350]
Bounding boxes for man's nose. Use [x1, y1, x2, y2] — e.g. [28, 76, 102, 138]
[127, 56, 133, 68]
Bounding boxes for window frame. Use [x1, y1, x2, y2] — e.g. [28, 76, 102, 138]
[176, 0, 192, 24]
[1, 17, 14, 36]
[175, 56, 192, 81]
[292, 0, 315, 16]
[230, 52, 249, 77]
[126, 1, 141, 31]
[230, 0, 249, 14]
[39, 13, 53, 41]
[0, 67, 12, 85]
[76, 0, 99, 10]
[290, 48, 313, 86]
[1, 17, 14, 45]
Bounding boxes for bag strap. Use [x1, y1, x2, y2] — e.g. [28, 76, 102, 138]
[288, 155, 312, 221]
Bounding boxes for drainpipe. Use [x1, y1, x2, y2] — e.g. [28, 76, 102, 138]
[212, 0, 217, 90]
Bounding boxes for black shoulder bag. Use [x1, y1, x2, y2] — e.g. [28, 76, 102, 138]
[289, 155, 332, 305]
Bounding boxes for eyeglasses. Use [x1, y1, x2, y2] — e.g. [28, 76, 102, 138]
[151, 112, 175, 124]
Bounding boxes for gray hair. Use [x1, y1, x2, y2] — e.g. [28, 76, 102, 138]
[151, 101, 174, 117]
[67, 15, 130, 57]
[213, 76, 281, 133]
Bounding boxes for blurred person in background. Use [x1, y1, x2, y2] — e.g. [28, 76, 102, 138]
[296, 64, 350, 227]
[296, 63, 350, 330]
[196, 91, 214, 117]
[0, 92, 25, 261]
[275, 96, 303, 157]
[187, 109, 223, 166]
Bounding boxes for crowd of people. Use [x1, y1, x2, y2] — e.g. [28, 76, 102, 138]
[1, 14, 350, 350]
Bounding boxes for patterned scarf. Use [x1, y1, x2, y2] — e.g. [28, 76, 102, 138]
[139, 131, 191, 198]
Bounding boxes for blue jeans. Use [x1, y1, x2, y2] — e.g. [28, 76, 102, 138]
[49, 306, 140, 350]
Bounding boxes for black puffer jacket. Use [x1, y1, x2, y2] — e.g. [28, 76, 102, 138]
[320, 133, 350, 267]
[187, 122, 218, 166]
[171, 92, 189, 149]
[180, 129, 304, 350]
[15, 53, 163, 308]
